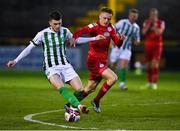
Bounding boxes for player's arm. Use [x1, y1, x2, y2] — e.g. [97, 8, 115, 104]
[7, 42, 36, 67]
[114, 20, 124, 33]
[133, 38, 140, 45]
[74, 23, 105, 44]
[153, 21, 165, 35]
[76, 35, 105, 44]
[111, 26, 125, 47]
[133, 27, 141, 45]
[7, 32, 42, 68]
[142, 19, 152, 35]
[111, 33, 125, 47]
[74, 23, 97, 39]
[65, 28, 76, 47]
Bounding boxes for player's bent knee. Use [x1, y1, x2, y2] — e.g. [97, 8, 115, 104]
[112, 75, 118, 84]
[108, 75, 118, 85]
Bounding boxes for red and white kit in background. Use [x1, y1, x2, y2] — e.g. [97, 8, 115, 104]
[143, 19, 165, 61]
[74, 21, 122, 81]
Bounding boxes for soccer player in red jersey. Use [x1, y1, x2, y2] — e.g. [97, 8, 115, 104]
[142, 8, 165, 90]
[73, 7, 125, 113]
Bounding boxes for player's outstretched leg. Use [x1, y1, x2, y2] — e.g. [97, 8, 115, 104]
[64, 90, 89, 113]
[91, 100, 100, 113]
[59, 86, 81, 107]
[74, 90, 89, 101]
[92, 81, 112, 113]
[64, 104, 89, 114]
[78, 105, 89, 114]
[64, 103, 89, 114]
[59, 86, 89, 114]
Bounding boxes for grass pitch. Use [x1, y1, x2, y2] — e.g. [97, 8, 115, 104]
[0, 70, 180, 130]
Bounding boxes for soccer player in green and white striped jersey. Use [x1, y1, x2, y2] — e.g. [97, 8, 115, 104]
[7, 11, 89, 113]
[110, 9, 140, 90]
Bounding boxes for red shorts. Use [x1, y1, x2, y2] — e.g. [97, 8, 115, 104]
[87, 56, 108, 82]
[144, 41, 163, 61]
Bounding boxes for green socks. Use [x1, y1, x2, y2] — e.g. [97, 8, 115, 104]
[74, 91, 84, 101]
[59, 87, 80, 108]
[119, 68, 126, 82]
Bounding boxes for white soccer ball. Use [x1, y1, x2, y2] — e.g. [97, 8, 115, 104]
[64, 107, 80, 122]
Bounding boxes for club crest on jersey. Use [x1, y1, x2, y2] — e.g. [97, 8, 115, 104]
[99, 63, 105, 68]
[107, 27, 112, 32]
[104, 32, 110, 37]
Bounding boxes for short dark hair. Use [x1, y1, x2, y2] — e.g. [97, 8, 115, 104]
[129, 8, 139, 14]
[49, 10, 62, 21]
[100, 7, 113, 15]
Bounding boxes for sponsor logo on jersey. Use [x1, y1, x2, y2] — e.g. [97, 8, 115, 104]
[104, 32, 110, 37]
[88, 23, 97, 28]
[88, 24, 94, 28]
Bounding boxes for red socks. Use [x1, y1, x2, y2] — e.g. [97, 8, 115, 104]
[152, 67, 159, 83]
[147, 67, 153, 83]
[94, 82, 111, 103]
[147, 67, 159, 83]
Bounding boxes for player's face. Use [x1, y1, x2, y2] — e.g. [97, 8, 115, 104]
[99, 12, 112, 26]
[149, 11, 158, 21]
[49, 19, 62, 32]
[128, 12, 138, 23]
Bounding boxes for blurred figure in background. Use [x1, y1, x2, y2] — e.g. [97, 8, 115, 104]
[142, 8, 165, 90]
[110, 8, 140, 90]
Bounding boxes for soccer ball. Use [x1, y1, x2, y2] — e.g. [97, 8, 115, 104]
[64, 107, 80, 122]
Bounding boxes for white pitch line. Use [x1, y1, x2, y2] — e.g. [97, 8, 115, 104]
[129, 101, 180, 106]
[24, 101, 180, 129]
[24, 109, 98, 130]
[107, 101, 180, 107]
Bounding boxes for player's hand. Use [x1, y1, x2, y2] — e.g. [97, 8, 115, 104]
[133, 39, 140, 45]
[151, 23, 157, 31]
[118, 33, 126, 40]
[68, 38, 76, 47]
[7, 60, 16, 68]
[146, 19, 153, 27]
[95, 35, 106, 40]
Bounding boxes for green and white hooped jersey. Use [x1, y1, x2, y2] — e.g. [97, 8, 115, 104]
[31, 27, 72, 69]
[114, 19, 140, 50]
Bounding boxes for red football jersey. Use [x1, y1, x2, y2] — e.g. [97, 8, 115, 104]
[143, 19, 165, 43]
[74, 21, 122, 60]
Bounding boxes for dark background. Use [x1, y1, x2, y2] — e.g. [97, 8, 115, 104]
[0, 0, 180, 70]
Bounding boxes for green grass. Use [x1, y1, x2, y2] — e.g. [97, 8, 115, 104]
[0, 70, 180, 130]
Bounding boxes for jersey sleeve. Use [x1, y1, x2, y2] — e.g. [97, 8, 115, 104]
[76, 37, 96, 44]
[31, 32, 43, 46]
[114, 20, 123, 33]
[110, 25, 123, 47]
[14, 43, 36, 63]
[66, 28, 73, 39]
[134, 26, 140, 41]
[73, 23, 97, 39]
